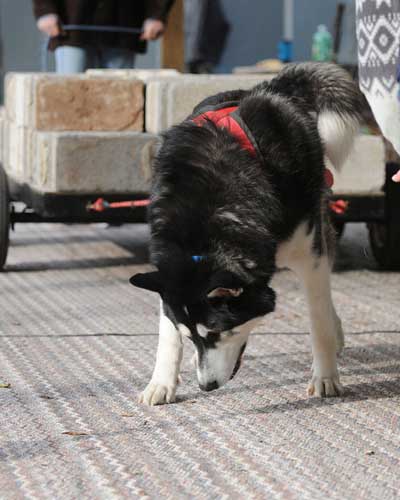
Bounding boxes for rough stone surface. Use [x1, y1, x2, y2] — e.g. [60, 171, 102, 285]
[2, 121, 35, 182]
[1, 221, 400, 499]
[0, 107, 5, 164]
[145, 74, 272, 133]
[86, 68, 180, 80]
[4, 73, 41, 128]
[31, 131, 159, 193]
[5, 73, 144, 131]
[333, 135, 385, 194]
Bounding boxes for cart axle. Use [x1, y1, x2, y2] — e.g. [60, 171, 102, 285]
[87, 198, 150, 212]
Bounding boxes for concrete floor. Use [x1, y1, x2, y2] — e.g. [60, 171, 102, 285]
[0, 222, 400, 499]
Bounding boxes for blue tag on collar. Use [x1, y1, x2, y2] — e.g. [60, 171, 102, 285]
[192, 255, 204, 263]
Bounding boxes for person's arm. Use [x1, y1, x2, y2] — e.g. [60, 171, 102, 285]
[32, 0, 59, 19]
[145, 0, 175, 22]
[32, 1, 61, 37]
[393, 170, 400, 182]
[141, 0, 175, 40]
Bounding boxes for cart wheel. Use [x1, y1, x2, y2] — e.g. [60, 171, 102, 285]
[332, 220, 345, 240]
[0, 163, 10, 270]
[368, 221, 400, 269]
[368, 162, 400, 270]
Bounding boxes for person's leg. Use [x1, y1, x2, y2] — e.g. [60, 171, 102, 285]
[54, 46, 88, 74]
[99, 47, 135, 69]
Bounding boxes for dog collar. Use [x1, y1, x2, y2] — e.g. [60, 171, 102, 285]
[192, 255, 205, 263]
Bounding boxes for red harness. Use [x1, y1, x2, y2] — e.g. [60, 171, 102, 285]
[192, 105, 258, 157]
[193, 103, 336, 190]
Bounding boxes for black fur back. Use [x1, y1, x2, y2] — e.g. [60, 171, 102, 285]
[149, 63, 362, 297]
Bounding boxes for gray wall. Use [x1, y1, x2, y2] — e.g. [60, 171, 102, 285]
[293, 0, 338, 61]
[293, 0, 357, 63]
[0, 0, 43, 74]
[0, 0, 45, 98]
[216, 0, 282, 73]
[213, 0, 356, 72]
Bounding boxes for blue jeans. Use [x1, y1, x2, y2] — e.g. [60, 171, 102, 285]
[55, 46, 135, 74]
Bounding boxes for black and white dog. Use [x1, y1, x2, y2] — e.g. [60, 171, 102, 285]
[131, 63, 363, 405]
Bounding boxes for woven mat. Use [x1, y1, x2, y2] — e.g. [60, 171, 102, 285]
[0, 223, 399, 499]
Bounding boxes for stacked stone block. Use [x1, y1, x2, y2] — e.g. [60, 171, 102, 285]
[0, 68, 384, 197]
[1, 72, 156, 193]
[1, 70, 271, 194]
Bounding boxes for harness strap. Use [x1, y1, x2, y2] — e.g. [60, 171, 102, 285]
[192, 102, 335, 188]
[192, 106, 258, 157]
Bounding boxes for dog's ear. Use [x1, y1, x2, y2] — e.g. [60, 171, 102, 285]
[207, 287, 243, 298]
[207, 271, 244, 299]
[129, 272, 164, 294]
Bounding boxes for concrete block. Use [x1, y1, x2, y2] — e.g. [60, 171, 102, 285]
[86, 68, 180, 80]
[333, 135, 385, 194]
[144, 74, 271, 133]
[0, 107, 5, 164]
[4, 73, 40, 128]
[2, 121, 35, 182]
[31, 131, 159, 193]
[5, 73, 144, 131]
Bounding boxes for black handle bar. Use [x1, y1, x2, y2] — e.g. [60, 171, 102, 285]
[41, 24, 144, 71]
[62, 24, 143, 35]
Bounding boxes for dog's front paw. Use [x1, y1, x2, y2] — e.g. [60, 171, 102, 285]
[138, 381, 177, 406]
[307, 375, 344, 398]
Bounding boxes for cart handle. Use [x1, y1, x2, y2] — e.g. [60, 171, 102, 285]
[61, 24, 143, 35]
[42, 24, 144, 71]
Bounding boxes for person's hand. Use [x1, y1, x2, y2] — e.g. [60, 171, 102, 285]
[392, 169, 400, 182]
[37, 14, 61, 37]
[140, 19, 165, 41]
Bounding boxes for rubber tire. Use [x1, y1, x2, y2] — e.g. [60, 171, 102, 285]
[368, 222, 400, 270]
[368, 162, 400, 270]
[332, 220, 345, 240]
[0, 164, 10, 270]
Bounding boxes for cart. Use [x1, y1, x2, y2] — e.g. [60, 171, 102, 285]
[1, 146, 400, 271]
[1, 22, 399, 270]
[330, 159, 400, 269]
[0, 167, 150, 269]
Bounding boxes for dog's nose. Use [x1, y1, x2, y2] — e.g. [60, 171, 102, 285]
[199, 380, 219, 392]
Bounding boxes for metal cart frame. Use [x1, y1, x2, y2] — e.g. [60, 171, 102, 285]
[1, 160, 400, 271]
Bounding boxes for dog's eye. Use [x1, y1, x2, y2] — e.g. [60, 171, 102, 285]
[207, 296, 225, 307]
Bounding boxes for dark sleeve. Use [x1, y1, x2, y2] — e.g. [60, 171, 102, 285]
[32, 0, 60, 19]
[145, 0, 175, 22]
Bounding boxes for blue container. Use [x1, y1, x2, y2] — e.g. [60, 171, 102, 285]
[278, 39, 293, 63]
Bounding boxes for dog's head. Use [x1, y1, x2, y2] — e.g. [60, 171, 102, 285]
[130, 250, 275, 391]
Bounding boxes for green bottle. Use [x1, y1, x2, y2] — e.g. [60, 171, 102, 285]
[312, 25, 333, 62]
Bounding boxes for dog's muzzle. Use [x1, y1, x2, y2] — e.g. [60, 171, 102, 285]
[199, 380, 219, 392]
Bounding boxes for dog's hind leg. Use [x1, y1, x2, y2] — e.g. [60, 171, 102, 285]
[139, 300, 183, 405]
[276, 223, 344, 397]
[300, 254, 344, 397]
[325, 222, 345, 356]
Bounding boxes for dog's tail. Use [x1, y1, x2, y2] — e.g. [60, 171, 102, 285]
[265, 62, 363, 171]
